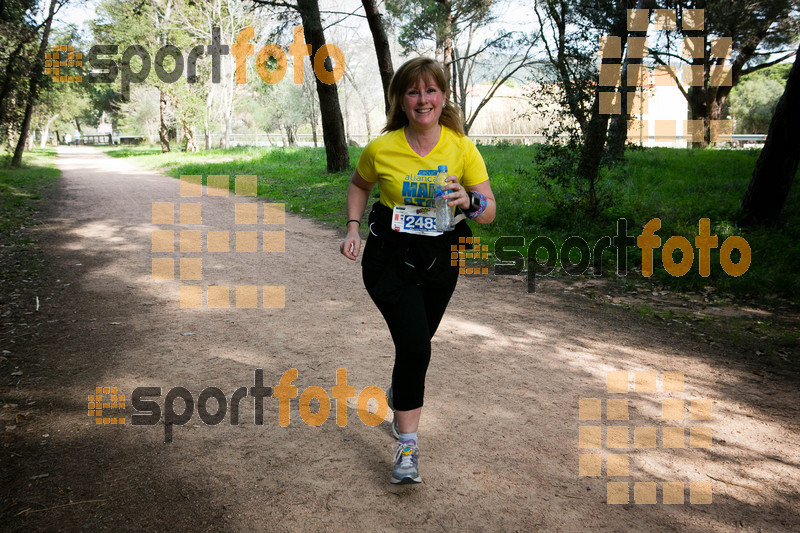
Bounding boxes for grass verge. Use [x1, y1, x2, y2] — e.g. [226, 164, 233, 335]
[0, 148, 60, 319]
[0, 149, 60, 248]
[99, 143, 799, 301]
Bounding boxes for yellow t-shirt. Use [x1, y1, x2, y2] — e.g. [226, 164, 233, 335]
[356, 126, 489, 208]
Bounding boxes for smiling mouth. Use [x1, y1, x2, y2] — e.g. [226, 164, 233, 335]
[416, 109, 432, 114]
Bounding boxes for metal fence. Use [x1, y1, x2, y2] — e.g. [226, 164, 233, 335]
[211, 132, 768, 148]
[115, 132, 767, 149]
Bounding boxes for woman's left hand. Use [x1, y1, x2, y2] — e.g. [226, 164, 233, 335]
[443, 175, 470, 209]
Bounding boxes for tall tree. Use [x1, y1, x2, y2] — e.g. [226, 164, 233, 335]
[93, 0, 178, 151]
[741, 45, 799, 225]
[451, 27, 539, 134]
[647, 0, 800, 147]
[361, 0, 393, 113]
[12, 0, 61, 167]
[534, 0, 625, 213]
[605, 0, 655, 160]
[388, 0, 536, 133]
[151, 0, 174, 152]
[0, 0, 42, 141]
[253, 0, 349, 172]
[296, 0, 348, 171]
[176, 0, 256, 150]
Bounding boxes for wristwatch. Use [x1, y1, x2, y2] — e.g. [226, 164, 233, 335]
[465, 191, 481, 213]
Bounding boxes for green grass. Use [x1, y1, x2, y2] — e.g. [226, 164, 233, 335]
[100, 143, 800, 300]
[0, 149, 60, 302]
[0, 149, 60, 243]
[98, 144, 371, 223]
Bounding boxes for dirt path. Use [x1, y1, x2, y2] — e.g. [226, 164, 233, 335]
[2, 146, 799, 531]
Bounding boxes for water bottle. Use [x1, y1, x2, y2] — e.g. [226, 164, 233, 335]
[434, 164, 454, 231]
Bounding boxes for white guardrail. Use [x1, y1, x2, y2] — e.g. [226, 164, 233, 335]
[107, 133, 767, 148]
[222, 133, 768, 148]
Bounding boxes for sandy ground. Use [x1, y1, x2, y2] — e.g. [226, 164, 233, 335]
[1, 145, 799, 531]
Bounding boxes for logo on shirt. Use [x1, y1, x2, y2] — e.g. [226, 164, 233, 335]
[401, 169, 438, 207]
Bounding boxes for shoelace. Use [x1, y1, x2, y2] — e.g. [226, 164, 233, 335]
[394, 443, 418, 468]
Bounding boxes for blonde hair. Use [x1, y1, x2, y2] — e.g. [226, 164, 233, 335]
[382, 57, 465, 135]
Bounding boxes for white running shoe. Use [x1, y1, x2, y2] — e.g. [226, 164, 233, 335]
[390, 442, 422, 484]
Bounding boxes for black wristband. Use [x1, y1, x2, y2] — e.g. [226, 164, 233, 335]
[346, 219, 360, 226]
[463, 191, 479, 213]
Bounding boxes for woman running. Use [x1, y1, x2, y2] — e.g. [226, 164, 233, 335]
[340, 57, 496, 484]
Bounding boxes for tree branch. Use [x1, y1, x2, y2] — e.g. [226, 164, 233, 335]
[251, 0, 298, 11]
[740, 52, 796, 76]
[321, 7, 367, 31]
[649, 51, 690, 102]
[465, 43, 538, 132]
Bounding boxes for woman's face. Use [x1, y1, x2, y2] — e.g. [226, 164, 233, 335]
[402, 76, 444, 131]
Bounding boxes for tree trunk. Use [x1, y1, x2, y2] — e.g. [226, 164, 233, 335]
[741, 43, 800, 225]
[361, 0, 393, 114]
[159, 90, 170, 152]
[41, 113, 58, 148]
[223, 114, 231, 149]
[0, 41, 28, 127]
[441, 1, 453, 67]
[453, 44, 466, 122]
[12, 0, 57, 167]
[343, 68, 373, 141]
[182, 120, 198, 152]
[311, 118, 318, 147]
[204, 92, 212, 150]
[606, 0, 650, 159]
[574, 0, 627, 213]
[284, 124, 297, 146]
[297, 0, 349, 172]
[576, 95, 609, 215]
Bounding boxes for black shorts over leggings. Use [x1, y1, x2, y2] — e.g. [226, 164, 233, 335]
[361, 202, 470, 411]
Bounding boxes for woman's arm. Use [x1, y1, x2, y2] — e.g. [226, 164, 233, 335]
[464, 180, 496, 224]
[444, 177, 496, 224]
[340, 171, 375, 260]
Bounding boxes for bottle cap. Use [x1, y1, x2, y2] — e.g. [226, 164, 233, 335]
[437, 165, 447, 172]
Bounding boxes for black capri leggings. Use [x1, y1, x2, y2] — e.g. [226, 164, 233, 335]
[360, 201, 469, 411]
[363, 266, 458, 411]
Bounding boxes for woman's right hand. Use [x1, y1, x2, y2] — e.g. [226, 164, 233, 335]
[340, 230, 362, 261]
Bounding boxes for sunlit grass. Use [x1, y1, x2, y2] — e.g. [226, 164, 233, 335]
[0, 149, 60, 238]
[101, 143, 799, 298]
